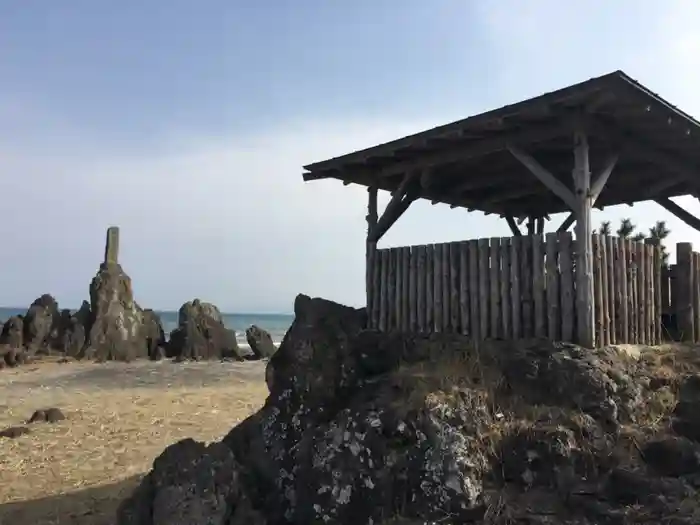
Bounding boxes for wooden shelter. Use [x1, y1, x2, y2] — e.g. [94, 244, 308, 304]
[301, 70, 700, 347]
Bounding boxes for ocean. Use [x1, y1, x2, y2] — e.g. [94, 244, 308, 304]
[0, 307, 294, 348]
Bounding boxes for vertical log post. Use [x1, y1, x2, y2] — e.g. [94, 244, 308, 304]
[676, 242, 694, 342]
[366, 187, 378, 325]
[573, 129, 594, 347]
[104, 226, 120, 265]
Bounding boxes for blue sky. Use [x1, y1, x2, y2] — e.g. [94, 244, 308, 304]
[1, 1, 699, 312]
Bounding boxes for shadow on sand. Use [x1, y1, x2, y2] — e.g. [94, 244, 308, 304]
[0, 475, 141, 525]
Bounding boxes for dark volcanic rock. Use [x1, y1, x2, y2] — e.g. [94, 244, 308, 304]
[27, 407, 66, 424]
[167, 300, 241, 361]
[1, 345, 29, 367]
[117, 438, 263, 525]
[245, 325, 276, 359]
[0, 426, 31, 439]
[142, 309, 166, 361]
[23, 294, 61, 352]
[118, 295, 700, 525]
[0, 315, 24, 348]
[87, 263, 147, 362]
[62, 315, 87, 358]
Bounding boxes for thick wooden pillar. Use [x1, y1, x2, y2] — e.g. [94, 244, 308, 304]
[366, 186, 378, 313]
[573, 130, 594, 347]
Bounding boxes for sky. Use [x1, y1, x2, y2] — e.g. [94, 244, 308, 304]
[1, 1, 700, 313]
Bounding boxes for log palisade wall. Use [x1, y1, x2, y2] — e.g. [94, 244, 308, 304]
[367, 233, 665, 346]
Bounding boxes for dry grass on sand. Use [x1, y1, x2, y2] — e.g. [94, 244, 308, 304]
[0, 359, 269, 525]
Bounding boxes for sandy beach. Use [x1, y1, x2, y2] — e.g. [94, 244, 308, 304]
[0, 359, 269, 525]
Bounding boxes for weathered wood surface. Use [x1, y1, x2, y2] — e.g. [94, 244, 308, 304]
[367, 234, 666, 345]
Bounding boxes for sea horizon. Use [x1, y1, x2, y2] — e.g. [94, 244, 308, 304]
[0, 306, 295, 347]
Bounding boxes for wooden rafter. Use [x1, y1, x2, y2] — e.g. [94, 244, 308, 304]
[507, 144, 577, 210]
[368, 172, 418, 243]
[656, 197, 700, 233]
[372, 120, 575, 180]
[590, 153, 618, 205]
[557, 213, 576, 233]
[591, 118, 700, 189]
[504, 215, 522, 236]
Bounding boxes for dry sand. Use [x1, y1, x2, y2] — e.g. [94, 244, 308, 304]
[0, 358, 269, 525]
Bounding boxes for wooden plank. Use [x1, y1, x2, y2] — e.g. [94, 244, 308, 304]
[401, 247, 410, 331]
[694, 252, 700, 343]
[490, 238, 501, 338]
[478, 238, 490, 338]
[521, 235, 533, 338]
[394, 247, 403, 331]
[415, 245, 427, 333]
[441, 243, 451, 331]
[434, 243, 443, 333]
[366, 245, 375, 327]
[653, 246, 662, 344]
[559, 232, 574, 342]
[545, 232, 560, 340]
[611, 237, 622, 343]
[379, 249, 389, 331]
[425, 245, 434, 331]
[606, 235, 617, 345]
[385, 248, 396, 330]
[637, 242, 647, 345]
[532, 234, 546, 338]
[661, 266, 671, 315]
[592, 235, 604, 346]
[469, 240, 480, 339]
[649, 244, 658, 344]
[510, 236, 522, 339]
[646, 245, 655, 344]
[450, 242, 460, 332]
[619, 239, 629, 343]
[408, 246, 417, 331]
[628, 240, 637, 343]
[500, 238, 511, 339]
[458, 241, 469, 335]
[600, 235, 610, 346]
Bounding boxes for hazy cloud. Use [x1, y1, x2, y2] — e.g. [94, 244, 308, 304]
[2, 2, 700, 312]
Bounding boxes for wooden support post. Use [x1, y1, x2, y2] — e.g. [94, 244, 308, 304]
[557, 213, 575, 233]
[366, 187, 378, 318]
[655, 198, 700, 233]
[573, 129, 594, 347]
[526, 217, 535, 235]
[590, 153, 618, 205]
[676, 242, 694, 341]
[104, 226, 120, 265]
[368, 173, 417, 243]
[505, 215, 522, 236]
[508, 144, 577, 210]
[536, 217, 545, 235]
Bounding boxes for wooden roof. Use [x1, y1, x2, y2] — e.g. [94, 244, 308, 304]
[301, 71, 700, 218]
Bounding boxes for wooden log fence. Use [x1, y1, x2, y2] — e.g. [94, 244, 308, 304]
[367, 233, 665, 346]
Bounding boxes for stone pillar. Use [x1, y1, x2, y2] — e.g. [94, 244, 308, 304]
[104, 226, 120, 265]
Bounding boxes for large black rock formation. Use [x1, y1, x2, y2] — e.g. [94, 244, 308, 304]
[117, 293, 700, 524]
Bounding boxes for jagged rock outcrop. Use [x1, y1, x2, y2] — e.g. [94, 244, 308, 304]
[142, 309, 166, 360]
[115, 293, 699, 524]
[245, 325, 276, 359]
[87, 263, 147, 362]
[0, 315, 24, 348]
[167, 300, 241, 361]
[23, 294, 61, 352]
